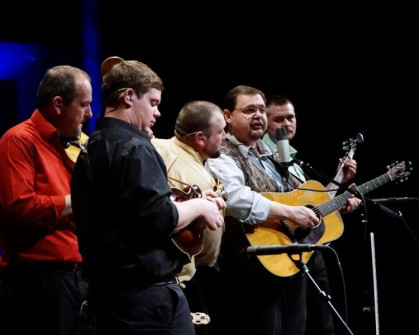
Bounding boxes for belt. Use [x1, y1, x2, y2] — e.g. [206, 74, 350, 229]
[3, 262, 81, 274]
[51, 262, 80, 272]
[92, 275, 177, 291]
[152, 279, 177, 286]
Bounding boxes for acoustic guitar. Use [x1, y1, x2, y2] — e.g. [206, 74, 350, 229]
[245, 161, 412, 277]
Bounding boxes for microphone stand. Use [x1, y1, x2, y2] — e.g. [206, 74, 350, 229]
[246, 245, 354, 334]
[295, 159, 388, 334]
[365, 198, 402, 220]
[292, 159, 373, 333]
[295, 257, 355, 335]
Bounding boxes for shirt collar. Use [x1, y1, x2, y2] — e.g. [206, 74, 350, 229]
[172, 136, 204, 164]
[31, 109, 59, 144]
[226, 133, 273, 158]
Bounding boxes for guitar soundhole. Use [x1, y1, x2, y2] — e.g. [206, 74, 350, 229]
[293, 218, 325, 245]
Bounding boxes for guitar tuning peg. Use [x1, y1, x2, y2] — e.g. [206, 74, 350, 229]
[406, 161, 413, 171]
[387, 161, 399, 170]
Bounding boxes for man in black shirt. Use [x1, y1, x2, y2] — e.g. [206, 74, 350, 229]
[71, 57, 224, 335]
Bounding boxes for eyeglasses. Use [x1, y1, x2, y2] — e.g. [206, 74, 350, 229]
[233, 105, 269, 119]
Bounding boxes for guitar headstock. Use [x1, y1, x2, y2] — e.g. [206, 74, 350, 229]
[387, 161, 413, 184]
[342, 133, 364, 158]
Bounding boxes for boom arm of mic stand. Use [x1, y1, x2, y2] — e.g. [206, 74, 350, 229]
[365, 198, 402, 219]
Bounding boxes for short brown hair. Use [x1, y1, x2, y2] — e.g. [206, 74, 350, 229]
[223, 85, 266, 111]
[37, 65, 91, 109]
[102, 60, 164, 107]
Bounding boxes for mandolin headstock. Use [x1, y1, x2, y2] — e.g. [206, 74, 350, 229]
[342, 132, 364, 159]
[213, 178, 228, 201]
[170, 184, 202, 202]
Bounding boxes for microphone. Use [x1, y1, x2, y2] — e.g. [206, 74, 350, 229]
[275, 128, 292, 167]
[370, 197, 419, 205]
[247, 244, 326, 256]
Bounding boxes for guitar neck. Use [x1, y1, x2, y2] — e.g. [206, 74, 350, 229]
[317, 171, 392, 217]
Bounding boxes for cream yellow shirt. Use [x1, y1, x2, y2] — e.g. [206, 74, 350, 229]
[152, 137, 225, 282]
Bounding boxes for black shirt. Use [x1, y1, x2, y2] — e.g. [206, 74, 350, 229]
[71, 117, 187, 287]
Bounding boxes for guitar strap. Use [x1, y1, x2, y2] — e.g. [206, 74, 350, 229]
[289, 170, 305, 187]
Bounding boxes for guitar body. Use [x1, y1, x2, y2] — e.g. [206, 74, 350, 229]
[243, 180, 343, 277]
[261, 181, 344, 246]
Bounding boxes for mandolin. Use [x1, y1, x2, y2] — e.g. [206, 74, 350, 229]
[326, 132, 364, 197]
[170, 184, 206, 259]
[170, 178, 227, 259]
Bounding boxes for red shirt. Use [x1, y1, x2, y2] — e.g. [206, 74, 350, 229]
[0, 110, 82, 267]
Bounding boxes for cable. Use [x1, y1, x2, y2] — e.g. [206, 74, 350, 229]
[321, 245, 349, 325]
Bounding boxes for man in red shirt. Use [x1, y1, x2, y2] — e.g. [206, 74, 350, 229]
[0, 65, 94, 335]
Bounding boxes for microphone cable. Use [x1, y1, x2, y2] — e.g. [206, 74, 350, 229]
[321, 245, 350, 327]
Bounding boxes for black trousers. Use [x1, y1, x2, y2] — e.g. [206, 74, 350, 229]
[208, 269, 308, 335]
[90, 281, 195, 335]
[0, 263, 94, 335]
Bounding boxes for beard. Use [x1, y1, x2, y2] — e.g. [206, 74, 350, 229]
[208, 149, 222, 159]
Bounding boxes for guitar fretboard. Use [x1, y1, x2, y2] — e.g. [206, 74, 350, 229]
[317, 170, 394, 217]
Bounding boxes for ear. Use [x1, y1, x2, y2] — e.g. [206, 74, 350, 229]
[124, 88, 135, 105]
[223, 109, 232, 123]
[54, 97, 63, 113]
[194, 131, 206, 142]
[185, 131, 206, 150]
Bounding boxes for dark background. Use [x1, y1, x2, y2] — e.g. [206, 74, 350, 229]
[1, 2, 417, 334]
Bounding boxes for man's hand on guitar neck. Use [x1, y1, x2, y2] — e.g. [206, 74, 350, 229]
[338, 183, 362, 213]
